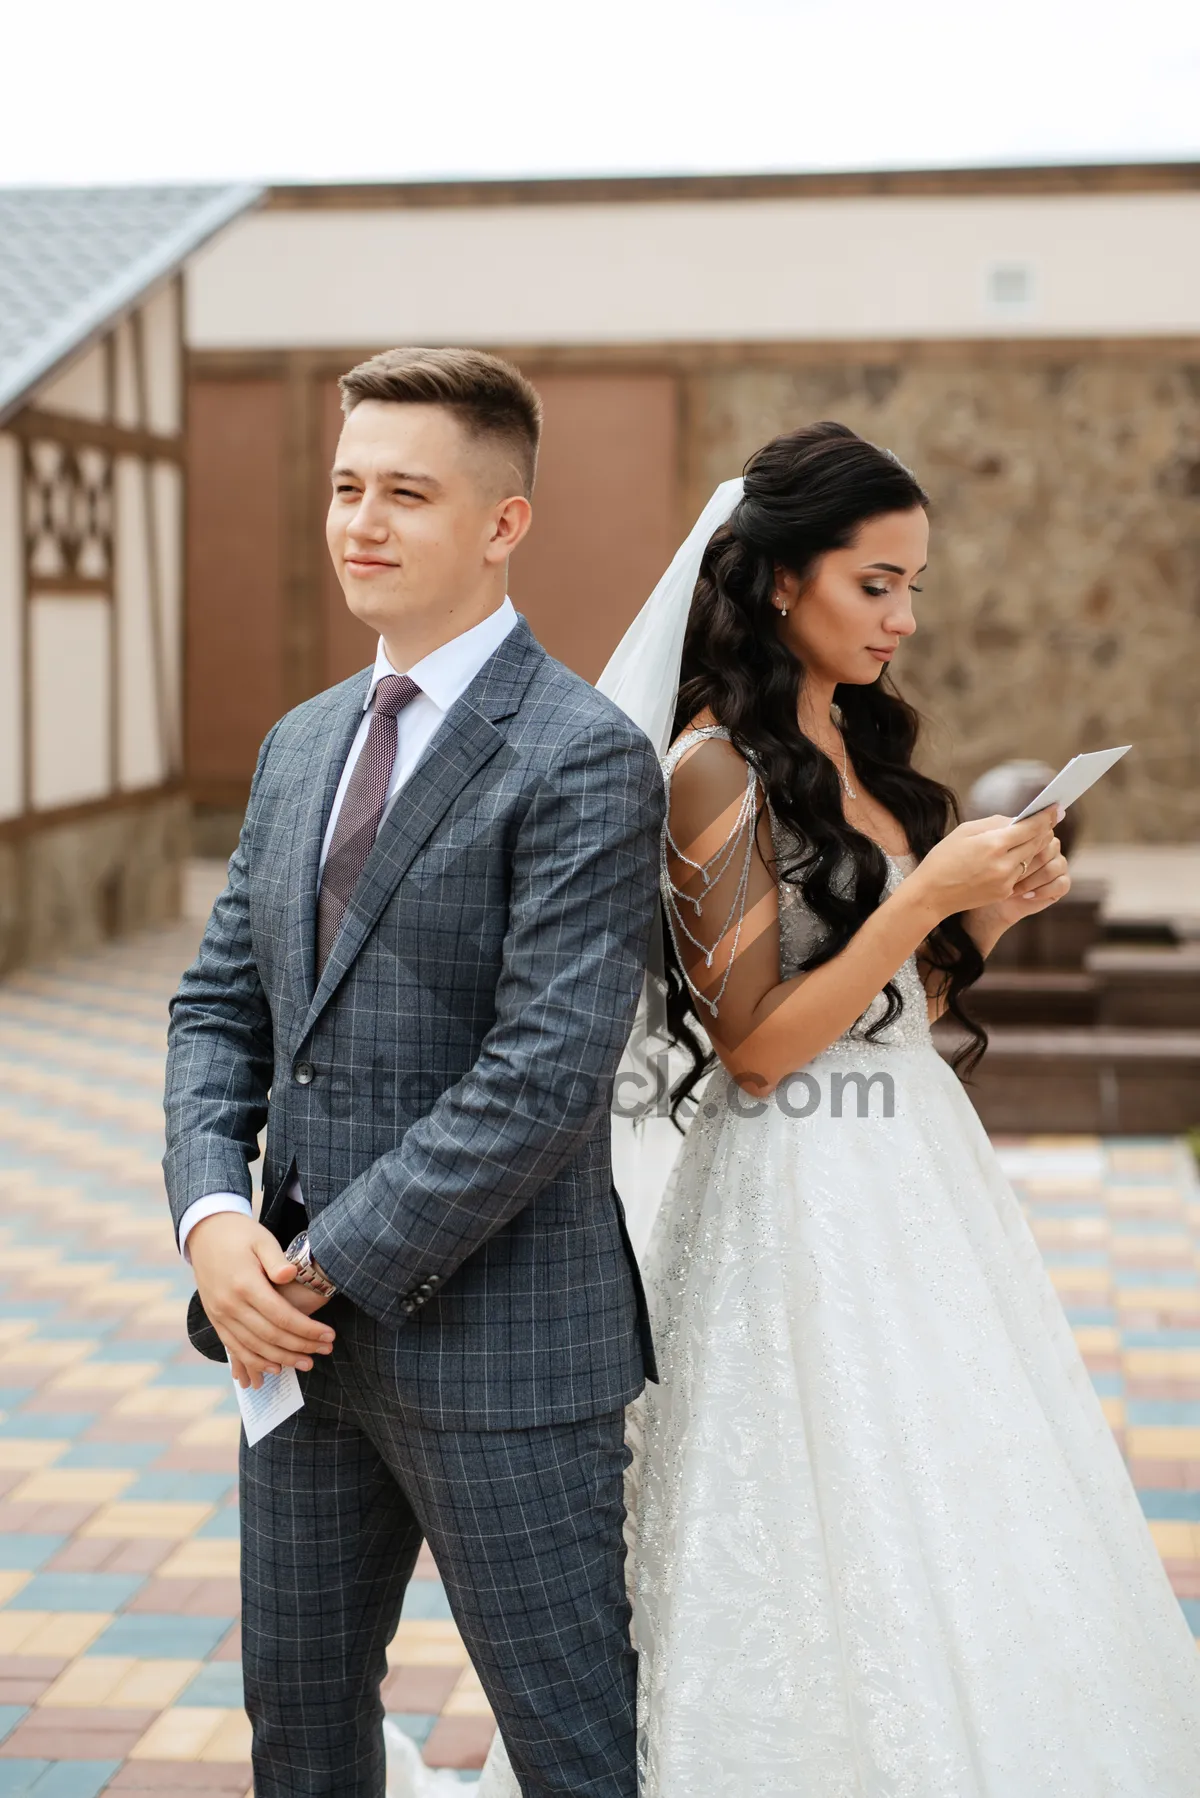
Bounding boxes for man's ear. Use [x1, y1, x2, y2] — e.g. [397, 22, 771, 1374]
[486, 495, 533, 564]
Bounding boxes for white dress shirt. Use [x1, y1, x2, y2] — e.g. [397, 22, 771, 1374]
[179, 597, 520, 1262]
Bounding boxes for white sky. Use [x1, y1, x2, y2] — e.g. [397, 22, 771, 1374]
[2, 0, 1198, 186]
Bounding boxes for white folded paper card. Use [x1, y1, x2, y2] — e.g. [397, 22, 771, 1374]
[234, 1364, 304, 1446]
[1010, 746, 1132, 823]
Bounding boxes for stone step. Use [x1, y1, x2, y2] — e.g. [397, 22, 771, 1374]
[970, 969, 1098, 1027]
[986, 881, 1106, 972]
[970, 947, 1200, 1030]
[1089, 945, 1200, 1029]
[936, 1025, 1200, 1134]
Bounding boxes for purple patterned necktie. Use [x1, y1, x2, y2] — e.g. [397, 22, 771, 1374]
[316, 672, 422, 976]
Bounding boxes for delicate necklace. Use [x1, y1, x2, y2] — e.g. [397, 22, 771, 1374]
[830, 703, 858, 800]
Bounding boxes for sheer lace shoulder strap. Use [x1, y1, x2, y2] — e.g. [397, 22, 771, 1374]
[660, 725, 764, 1021]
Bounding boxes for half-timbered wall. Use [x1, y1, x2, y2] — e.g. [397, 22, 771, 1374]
[0, 279, 189, 972]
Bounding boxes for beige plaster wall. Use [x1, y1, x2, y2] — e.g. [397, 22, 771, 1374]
[187, 194, 1200, 348]
[35, 342, 108, 419]
[683, 349, 1200, 842]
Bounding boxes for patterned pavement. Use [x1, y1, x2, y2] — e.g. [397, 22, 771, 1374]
[0, 908, 1195, 1794]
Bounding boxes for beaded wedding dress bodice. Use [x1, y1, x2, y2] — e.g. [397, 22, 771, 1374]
[659, 722, 929, 1052]
[468, 726, 1200, 1798]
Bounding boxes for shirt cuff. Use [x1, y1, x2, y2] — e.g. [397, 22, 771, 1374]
[178, 1193, 253, 1264]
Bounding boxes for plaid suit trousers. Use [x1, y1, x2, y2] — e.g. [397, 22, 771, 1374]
[241, 1330, 636, 1798]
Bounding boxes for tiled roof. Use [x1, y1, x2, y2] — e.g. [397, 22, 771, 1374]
[0, 184, 262, 423]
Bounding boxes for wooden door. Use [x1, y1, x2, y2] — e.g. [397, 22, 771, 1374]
[508, 373, 680, 681]
[186, 379, 287, 808]
[186, 365, 683, 810]
[320, 380, 377, 687]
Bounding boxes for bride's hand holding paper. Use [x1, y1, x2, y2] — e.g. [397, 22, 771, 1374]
[966, 807, 1072, 938]
[911, 806, 1066, 925]
[901, 808, 1068, 976]
[956, 743, 1131, 943]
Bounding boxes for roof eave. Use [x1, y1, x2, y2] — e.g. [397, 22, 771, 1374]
[0, 182, 265, 429]
[262, 158, 1200, 211]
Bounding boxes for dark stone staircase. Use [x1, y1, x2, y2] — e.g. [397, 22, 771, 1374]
[935, 879, 1200, 1133]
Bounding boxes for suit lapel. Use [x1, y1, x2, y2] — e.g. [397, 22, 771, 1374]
[291, 614, 545, 1052]
[286, 671, 372, 1019]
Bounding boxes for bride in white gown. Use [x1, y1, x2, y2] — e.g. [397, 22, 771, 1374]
[458, 423, 1200, 1797]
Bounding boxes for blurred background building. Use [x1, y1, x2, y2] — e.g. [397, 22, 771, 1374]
[2, 160, 1199, 975]
[184, 162, 1200, 853]
[0, 185, 258, 971]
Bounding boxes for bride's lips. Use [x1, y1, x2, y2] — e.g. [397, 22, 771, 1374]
[867, 647, 895, 662]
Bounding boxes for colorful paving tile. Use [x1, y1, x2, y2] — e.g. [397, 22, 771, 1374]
[0, 913, 1197, 1791]
[0, 921, 484, 1794]
[994, 1133, 1200, 1638]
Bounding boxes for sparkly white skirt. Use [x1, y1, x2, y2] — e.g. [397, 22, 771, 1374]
[481, 1039, 1200, 1796]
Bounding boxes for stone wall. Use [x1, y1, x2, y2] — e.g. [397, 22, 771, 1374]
[682, 346, 1200, 843]
[0, 796, 189, 977]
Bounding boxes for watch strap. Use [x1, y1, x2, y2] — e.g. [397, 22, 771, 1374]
[285, 1231, 337, 1299]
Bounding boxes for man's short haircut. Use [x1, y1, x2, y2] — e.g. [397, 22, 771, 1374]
[338, 347, 543, 498]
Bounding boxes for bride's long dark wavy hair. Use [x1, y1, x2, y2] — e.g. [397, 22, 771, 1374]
[662, 421, 986, 1123]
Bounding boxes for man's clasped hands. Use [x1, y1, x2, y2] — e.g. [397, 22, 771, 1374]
[188, 1212, 336, 1390]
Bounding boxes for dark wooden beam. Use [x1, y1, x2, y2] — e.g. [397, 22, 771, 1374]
[279, 355, 325, 710]
[0, 782, 185, 844]
[188, 336, 1200, 385]
[263, 162, 1200, 211]
[28, 578, 111, 598]
[7, 407, 185, 463]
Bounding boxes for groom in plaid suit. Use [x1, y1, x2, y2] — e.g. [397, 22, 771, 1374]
[163, 348, 663, 1797]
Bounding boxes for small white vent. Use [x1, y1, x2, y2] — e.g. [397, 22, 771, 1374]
[986, 262, 1036, 312]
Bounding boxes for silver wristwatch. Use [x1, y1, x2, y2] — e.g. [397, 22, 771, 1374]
[285, 1231, 338, 1299]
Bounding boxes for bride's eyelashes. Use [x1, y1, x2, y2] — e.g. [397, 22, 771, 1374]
[862, 582, 922, 597]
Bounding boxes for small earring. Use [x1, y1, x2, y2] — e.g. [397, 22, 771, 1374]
[775, 596, 789, 616]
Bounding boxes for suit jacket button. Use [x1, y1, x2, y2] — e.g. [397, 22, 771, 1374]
[418, 1282, 433, 1298]
[427, 1274, 440, 1288]
[401, 1299, 416, 1315]
[293, 1062, 315, 1086]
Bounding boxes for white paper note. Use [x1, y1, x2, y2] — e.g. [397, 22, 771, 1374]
[1010, 745, 1132, 822]
[234, 1365, 304, 1446]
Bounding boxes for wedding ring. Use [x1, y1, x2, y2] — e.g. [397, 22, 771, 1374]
[1018, 859, 1028, 878]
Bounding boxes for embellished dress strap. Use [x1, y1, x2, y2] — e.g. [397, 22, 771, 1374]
[660, 725, 764, 1022]
[661, 721, 728, 772]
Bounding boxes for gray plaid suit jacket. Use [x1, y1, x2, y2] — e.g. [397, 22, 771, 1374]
[163, 613, 666, 1430]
